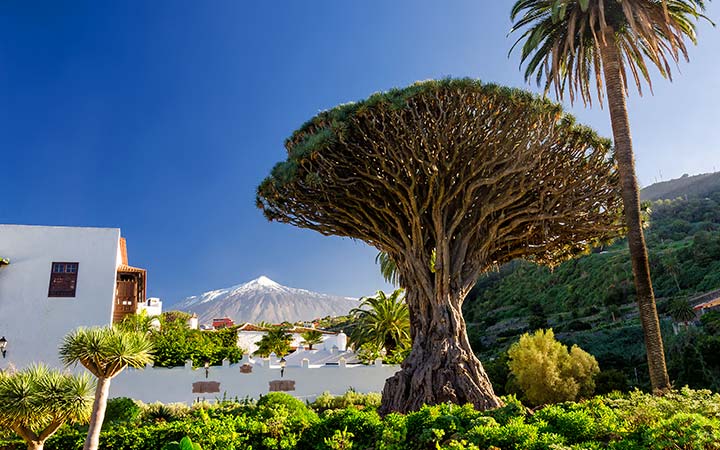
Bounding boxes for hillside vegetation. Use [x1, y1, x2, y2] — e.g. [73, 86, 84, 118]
[641, 171, 720, 201]
[463, 173, 720, 393]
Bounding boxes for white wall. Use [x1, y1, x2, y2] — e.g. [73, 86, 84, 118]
[112, 356, 399, 404]
[0, 225, 121, 370]
[237, 331, 341, 355]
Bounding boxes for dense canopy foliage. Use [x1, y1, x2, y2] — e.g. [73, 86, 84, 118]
[258, 78, 623, 413]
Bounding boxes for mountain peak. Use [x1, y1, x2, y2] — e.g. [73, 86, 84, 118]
[176, 276, 359, 324]
[253, 275, 280, 287]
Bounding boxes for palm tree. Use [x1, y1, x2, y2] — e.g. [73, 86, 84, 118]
[349, 289, 410, 353]
[375, 252, 400, 286]
[254, 326, 292, 357]
[669, 298, 697, 325]
[59, 327, 154, 450]
[300, 330, 324, 350]
[0, 365, 94, 450]
[510, 0, 711, 392]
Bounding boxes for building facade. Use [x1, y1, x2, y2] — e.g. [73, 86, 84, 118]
[0, 224, 150, 369]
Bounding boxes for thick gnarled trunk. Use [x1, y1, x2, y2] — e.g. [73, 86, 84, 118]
[379, 261, 501, 415]
[601, 31, 671, 392]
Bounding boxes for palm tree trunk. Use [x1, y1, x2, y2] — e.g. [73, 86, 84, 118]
[600, 30, 671, 392]
[84, 376, 111, 450]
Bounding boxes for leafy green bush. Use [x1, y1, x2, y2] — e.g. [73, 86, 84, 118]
[298, 408, 382, 450]
[508, 329, 600, 406]
[104, 397, 141, 428]
[310, 391, 382, 413]
[161, 436, 203, 450]
[3, 388, 719, 450]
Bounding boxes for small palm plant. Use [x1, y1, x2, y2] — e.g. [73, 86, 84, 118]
[350, 289, 410, 354]
[300, 330, 324, 350]
[254, 326, 292, 357]
[669, 299, 697, 326]
[60, 327, 154, 450]
[0, 365, 94, 450]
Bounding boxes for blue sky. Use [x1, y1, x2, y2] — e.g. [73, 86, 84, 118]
[1, 1, 718, 303]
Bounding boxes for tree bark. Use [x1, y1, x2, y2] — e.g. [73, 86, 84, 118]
[26, 442, 43, 450]
[379, 272, 501, 415]
[600, 30, 671, 392]
[84, 376, 111, 450]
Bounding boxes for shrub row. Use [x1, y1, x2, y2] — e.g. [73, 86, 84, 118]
[1, 389, 719, 450]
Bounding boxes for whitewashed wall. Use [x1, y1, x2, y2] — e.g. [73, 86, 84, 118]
[237, 331, 342, 355]
[111, 355, 399, 403]
[0, 225, 120, 370]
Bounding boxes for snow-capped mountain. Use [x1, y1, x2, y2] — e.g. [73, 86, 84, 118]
[174, 276, 360, 325]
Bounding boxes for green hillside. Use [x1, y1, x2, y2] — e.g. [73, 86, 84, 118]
[463, 174, 720, 392]
[463, 188, 720, 326]
[641, 171, 720, 201]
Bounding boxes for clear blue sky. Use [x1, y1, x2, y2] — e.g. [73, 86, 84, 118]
[1, 1, 718, 303]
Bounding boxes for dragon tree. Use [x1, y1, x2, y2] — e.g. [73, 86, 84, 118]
[257, 79, 623, 414]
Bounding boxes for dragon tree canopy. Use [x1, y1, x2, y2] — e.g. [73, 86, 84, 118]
[257, 78, 622, 274]
[257, 78, 623, 414]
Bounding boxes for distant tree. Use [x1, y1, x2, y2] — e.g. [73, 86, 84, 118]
[350, 289, 410, 354]
[116, 310, 154, 333]
[257, 79, 623, 413]
[510, 0, 711, 393]
[375, 252, 400, 286]
[300, 330, 324, 350]
[255, 327, 292, 357]
[60, 327, 154, 450]
[508, 329, 599, 406]
[669, 299, 696, 326]
[0, 365, 94, 450]
[700, 311, 720, 335]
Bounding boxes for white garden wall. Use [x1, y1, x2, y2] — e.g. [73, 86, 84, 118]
[111, 355, 399, 403]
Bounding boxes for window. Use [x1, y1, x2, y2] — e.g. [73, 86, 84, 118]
[48, 262, 79, 297]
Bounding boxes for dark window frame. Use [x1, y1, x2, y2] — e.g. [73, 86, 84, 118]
[48, 262, 79, 297]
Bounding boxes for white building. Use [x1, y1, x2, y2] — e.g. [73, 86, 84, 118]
[0, 224, 152, 370]
[235, 323, 344, 355]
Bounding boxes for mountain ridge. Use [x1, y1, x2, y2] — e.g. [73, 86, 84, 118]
[641, 171, 720, 201]
[175, 276, 360, 325]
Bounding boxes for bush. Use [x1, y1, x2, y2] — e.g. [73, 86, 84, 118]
[310, 391, 382, 413]
[508, 329, 599, 406]
[594, 369, 630, 395]
[4, 388, 718, 450]
[298, 408, 382, 450]
[104, 397, 141, 427]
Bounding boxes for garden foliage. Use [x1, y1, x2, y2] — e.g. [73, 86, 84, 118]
[1, 389, 719, 450]
[508, 329, 599, 406]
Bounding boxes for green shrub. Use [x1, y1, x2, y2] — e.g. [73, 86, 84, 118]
[594, 369, 630, 395]
[104, 397, 141, 427]
[161, 436, 203, 450]
[310, 391, 382, 413]
[640, 412, 720, 450]
[298, 408, 382, 450]
[508, 329, 600, 406]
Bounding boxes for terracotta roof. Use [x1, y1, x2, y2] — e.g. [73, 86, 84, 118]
[119, 237, 128, 265]
[117, 264, 146, 274]
[694, 297, 720, 311]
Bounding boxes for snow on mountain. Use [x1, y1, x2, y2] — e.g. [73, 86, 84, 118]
[174, 276, 360, 325]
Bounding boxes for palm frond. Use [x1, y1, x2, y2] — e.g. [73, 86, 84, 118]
[510, 0, 712, 105]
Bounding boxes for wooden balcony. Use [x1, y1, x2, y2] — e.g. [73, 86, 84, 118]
[113, 265, 147, 324]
